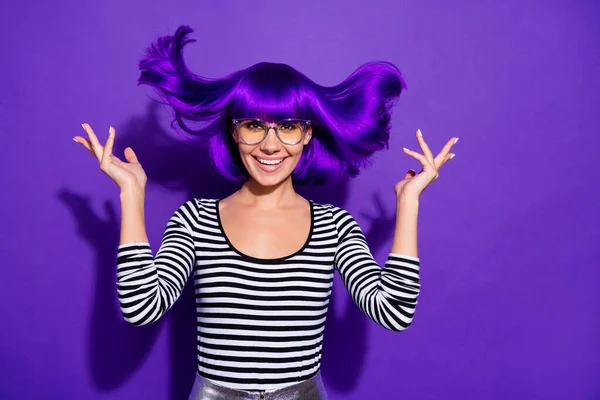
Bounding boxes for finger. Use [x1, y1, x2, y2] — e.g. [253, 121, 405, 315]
[402, 147, 433, 169]
[73, 136, 94, 155]
[124, 147, 139, 164]
[109, 154, 125, 165]
[101, 126, 115, 166]
[416, 129, 435, 166]
[404, 169, 417, 179]
[81, 123, 104, 162]
[434, 137, 459, 167]
[438, 153, 456, 169]
[81, 123, 105, 163]
[403, 147, 440, 181]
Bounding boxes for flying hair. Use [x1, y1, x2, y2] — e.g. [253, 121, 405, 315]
[138, 25, 406, 185]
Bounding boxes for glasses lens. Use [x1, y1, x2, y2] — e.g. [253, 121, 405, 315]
[277, 121, 304, 144]
[239, 120, 266, 144]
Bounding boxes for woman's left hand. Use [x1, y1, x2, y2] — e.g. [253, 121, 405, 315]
[394, 129, 458, 199]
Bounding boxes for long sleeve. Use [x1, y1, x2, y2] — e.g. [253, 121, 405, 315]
[116, 200, 197, 326]
[332, 206, 421, 332]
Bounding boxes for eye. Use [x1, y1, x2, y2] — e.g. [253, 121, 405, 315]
[243, 122, 265, 131]
[279, 123, 300, 131]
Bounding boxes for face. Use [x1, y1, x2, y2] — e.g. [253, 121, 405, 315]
[233, 119, 312, 187]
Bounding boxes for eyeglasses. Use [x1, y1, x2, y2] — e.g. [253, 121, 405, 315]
[231, 118, 311, 145]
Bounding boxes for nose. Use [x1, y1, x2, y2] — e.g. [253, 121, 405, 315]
[260, 126, 281, 153]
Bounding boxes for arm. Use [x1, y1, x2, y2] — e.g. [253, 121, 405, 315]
[116, 198, 197, 326]
[119, 185, 149, 245]
[391, 195, 419, 257]
[332, 204, 421, 332]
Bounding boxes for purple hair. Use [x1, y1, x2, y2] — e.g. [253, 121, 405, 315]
[138, 25, 406, 185]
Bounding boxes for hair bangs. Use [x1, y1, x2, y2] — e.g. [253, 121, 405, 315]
[229, 62, 314, 122]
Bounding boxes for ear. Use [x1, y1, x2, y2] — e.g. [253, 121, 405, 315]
[231, 125, 240, 143]
[303, 127, 313, 146]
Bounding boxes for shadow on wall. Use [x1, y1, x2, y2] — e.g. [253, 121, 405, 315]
[59, 100, 396, 399]
[317, 191, 397, 396]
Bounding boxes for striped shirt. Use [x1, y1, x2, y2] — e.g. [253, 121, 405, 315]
[116, 198, 421, 391]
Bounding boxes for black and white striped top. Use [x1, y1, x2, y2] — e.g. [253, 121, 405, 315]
[116, 198, 421, 391]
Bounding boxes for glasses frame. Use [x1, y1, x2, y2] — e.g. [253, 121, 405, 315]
[231, 118, 312, 145]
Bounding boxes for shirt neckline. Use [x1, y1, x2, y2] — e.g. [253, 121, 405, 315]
[214, 198, 314, 264]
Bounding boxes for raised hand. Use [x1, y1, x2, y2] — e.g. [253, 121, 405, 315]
[74, 123, 147, 191]
[395, 129, 458, 198]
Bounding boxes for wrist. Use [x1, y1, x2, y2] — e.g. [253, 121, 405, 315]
[120, 183, 145, 200]
[397, 193, 419, 206]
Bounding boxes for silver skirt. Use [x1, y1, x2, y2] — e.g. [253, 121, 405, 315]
[188, 371, 328, 400]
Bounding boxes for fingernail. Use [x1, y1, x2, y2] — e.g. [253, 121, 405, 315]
[403, 147, 410, 152]
[109, 126, 114, 134]
[454, 137, 459, 144]
[73, 137, 78, 143]
[417, 129, 423, 137]
[450, 153, 456, 159]
[81, 123, 86, 131]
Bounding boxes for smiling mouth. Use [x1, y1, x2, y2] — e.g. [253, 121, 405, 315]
[254, 157, 286, 166]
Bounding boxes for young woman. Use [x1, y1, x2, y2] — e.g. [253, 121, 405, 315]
[74, 26, 457, 400]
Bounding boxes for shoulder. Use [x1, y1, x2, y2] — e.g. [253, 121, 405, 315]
[189, 198, 218, 212]
[310, 201, 355, 222]
[309, 200, 359, 236]
[172, 198, 219, 223]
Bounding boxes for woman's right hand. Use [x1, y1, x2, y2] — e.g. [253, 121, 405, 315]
[74, 123, 147, 191]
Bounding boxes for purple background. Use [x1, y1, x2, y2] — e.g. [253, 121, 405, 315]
[1, 0, 598, 399]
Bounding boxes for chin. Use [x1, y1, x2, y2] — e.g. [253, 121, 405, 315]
[251, 174, 288, 187]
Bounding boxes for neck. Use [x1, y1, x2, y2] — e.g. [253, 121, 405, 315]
[236, 176, 300, 209]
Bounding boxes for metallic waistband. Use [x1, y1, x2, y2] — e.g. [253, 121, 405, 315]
[188, 371, 328, 400]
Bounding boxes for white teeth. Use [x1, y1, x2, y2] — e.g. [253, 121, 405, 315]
[257, 158, 283, 165]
